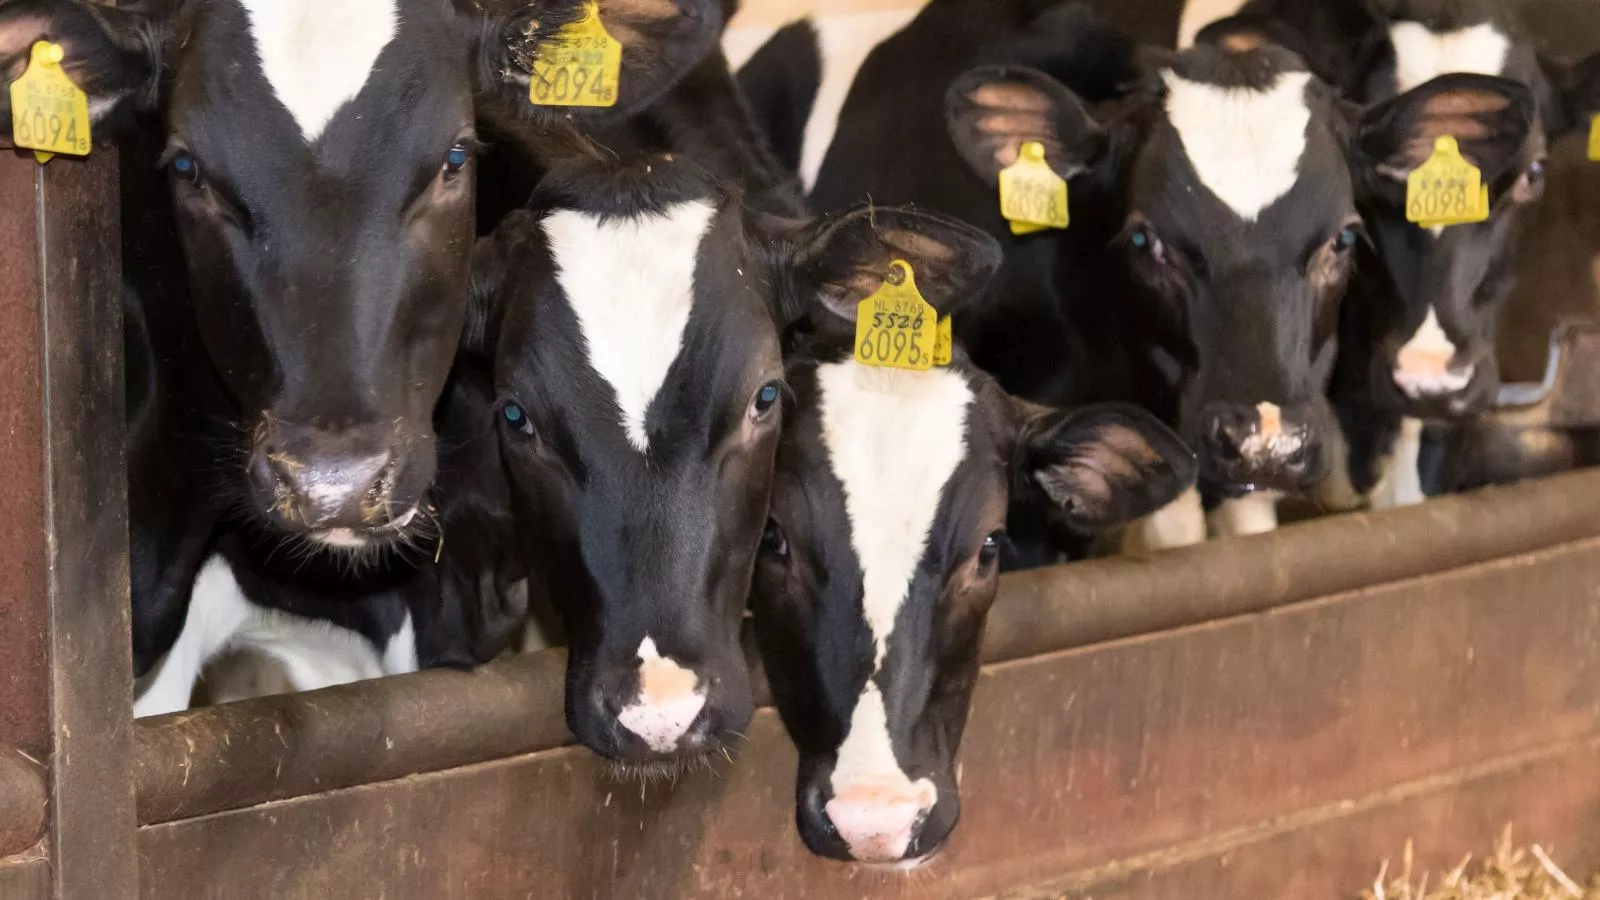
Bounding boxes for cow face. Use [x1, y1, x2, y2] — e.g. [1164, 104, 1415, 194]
[1347, 6, 1598, 418]
[1199, 3, 1600, 420]
[0, 0, 723, 547]
[473, 162, 983, 764]
[750, 231, 1195, 863]
[947, 49, 1537, 498]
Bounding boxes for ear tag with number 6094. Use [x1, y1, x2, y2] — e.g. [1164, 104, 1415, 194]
[528, 1, 622, 108]
[1588, 114, 1599, 163]
[1406, 136, 1489, 229]
[999, 141, 1069, 236]
[854, 260, 940, 372]
[9, 41, 91, 164]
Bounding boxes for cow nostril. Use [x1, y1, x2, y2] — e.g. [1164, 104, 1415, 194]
[360, 456, 401, 524]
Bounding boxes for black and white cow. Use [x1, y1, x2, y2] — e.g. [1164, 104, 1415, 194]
[1187, 0, 1600, 509]
[1, 0, 724, 708]
[750, 227, 1195, 864]
[734, 0, 1141, 405]
[465, 149, 1018, 764]
[943, 50, 1538, 541]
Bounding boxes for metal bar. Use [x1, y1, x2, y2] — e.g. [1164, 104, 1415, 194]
[134, 536, 1600, 898]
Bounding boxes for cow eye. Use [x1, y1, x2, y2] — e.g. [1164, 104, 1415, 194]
[1526, 159, 1545, 186]
[751, 380, 783, 420]
[1126, 223, 1166, 264]
[1335, 226, 1360, 252]
[167, 150, 202, 186]
[978, 530, 1006, 568]
[760, 518, 788, 558]
[442, 142, 471, 180]
[500, 401, 534, 438]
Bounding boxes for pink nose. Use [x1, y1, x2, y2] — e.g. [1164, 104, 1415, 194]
[825, 783, 935, 862]
[616, 692, 705, 753]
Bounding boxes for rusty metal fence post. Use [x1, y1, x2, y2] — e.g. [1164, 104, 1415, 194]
[0, 122, 136, 894]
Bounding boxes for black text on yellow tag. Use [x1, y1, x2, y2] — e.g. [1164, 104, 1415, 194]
[999, 141, 1069, 235]
[529, 1, 622, 108]
[1406, 135, 1489, 228]
[9, 41, 91, 164]
[854, 261, 939, 372]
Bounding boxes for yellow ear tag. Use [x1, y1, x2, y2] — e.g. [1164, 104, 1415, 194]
[999, 141, 1069, 236]
[1406, 135, 1489, 229]
[9, 42, 91, 164]
[854, 260, 939, 372]
[528, 1, 622, 108]
[933, 316, 953, 367]
[1588, 114, 1599, 163]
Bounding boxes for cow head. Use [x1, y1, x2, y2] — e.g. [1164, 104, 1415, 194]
[0, 0, 722, 547]
[947, 48, 1536, 499]
[750, 219, 1195, 864]
[1201, 2, 1600, 420]
[471, 158, 990, 764]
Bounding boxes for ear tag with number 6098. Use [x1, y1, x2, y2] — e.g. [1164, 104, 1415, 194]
[999, 141, 1069, 236]
[1406, 136, 1489, 229]
[854, 260, 940, 372]
[1588, 115, 1599, 163]
[9, 42, 91, 164]
[528, 1, 622, 108]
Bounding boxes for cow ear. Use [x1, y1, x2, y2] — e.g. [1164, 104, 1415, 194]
[1353, 72, 1535, 188]
[478, 0, 724, 122]
[1544, 50, 1600, 139]
[945, 65, 1106, 187]
[0, 0, 166, 138]
[1012, 401, 1197, 532]
[786, 204, 1003, 325]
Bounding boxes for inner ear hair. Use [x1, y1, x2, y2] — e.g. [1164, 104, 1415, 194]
[946, 65, 1103, 184]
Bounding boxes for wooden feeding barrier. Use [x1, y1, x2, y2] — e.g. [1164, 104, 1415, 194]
[7, 13, 1600, 897]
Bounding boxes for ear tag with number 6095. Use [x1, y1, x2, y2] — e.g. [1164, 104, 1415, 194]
[528, 1, 622, 108]
[854, 260, 940, 372]
[999, 141, 1069, 236]
[9, 42, 91, 164]
[1406, 136, 1489, 229]
[1588, 114, 1599, 163]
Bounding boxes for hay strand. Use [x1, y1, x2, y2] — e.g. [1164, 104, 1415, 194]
[1360, 827, 1600, 900]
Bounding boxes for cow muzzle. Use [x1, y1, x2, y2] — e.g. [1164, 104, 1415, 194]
[1199, 401, 1324, 493]
[248, 419, 430, 545]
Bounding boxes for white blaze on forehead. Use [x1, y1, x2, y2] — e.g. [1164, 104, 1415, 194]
[1162, 70, 1314, 221]
[1389, 22, 1511, 93]
[817, 362, 973, 669]
[799, 8, 925, 192]
[817, 361, 969, 837]
[240, 0, 398, 143]
[543, 202, 717, 453]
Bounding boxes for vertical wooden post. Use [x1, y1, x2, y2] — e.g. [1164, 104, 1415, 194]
[0, 126, 136, 894]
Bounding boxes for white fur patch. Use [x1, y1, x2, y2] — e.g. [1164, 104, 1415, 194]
[1176, 0, 1250, 49]
[1371, 417, 1427, 509]
[826, 683, 938, 860]
[799, 8, 924, 191]
[1394, 307, 1473, 398]
[816, 361, 969, 852]
[1207, 491, 1280, 538]
[134, 555, 386, 717]
[543, 202, 716, 453]
[1163, 70, 1314, 221]
[1389, 22, 1511, 93]
[382, 613, 419, 675]
[1123, 486, 1208, 553]
[817, 362, 973, 668]
[240, 0, 398, 143]
[617, 636, 706, 753]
